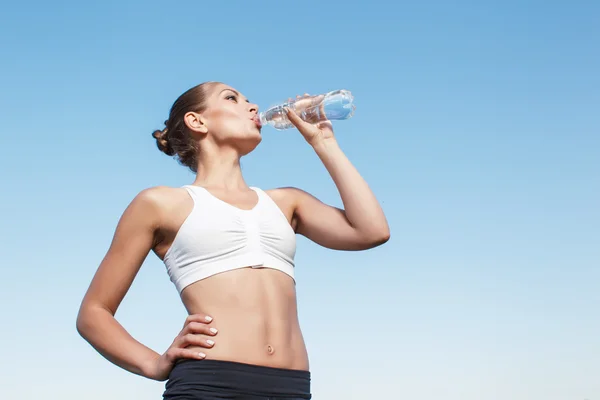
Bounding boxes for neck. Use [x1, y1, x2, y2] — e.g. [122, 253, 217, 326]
[193, 146, 247, 190]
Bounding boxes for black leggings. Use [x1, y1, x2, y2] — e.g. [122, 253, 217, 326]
[163, 359, 312, 400]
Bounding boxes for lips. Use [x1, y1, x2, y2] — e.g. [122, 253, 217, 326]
[252, 115, 262, 129]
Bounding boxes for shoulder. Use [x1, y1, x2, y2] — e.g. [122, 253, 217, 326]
[264, 186, 304, 202]
[125, 186, 192, 222]
[131, 185, 187, 207]
[264, 186, 317, 202]
[263, 187, 321, 213]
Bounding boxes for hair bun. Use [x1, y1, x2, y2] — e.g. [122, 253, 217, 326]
[152, 128, 175, 156]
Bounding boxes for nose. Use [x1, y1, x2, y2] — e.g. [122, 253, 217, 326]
[248, 103, 258, 114]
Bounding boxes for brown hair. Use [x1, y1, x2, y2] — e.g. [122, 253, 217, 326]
[152, 82, 217, 172]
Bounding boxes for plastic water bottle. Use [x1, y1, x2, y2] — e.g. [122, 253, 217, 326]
[258, 89, 356, 130]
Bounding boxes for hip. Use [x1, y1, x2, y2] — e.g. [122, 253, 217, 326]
[185, 331, 309, 371]
[163, 359, 311, 400]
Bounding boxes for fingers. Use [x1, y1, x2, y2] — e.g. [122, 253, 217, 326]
[182, 321, 218, 336]
[286, 93, 329, 132]
[176, 318, 218, 350]
[178, 313, 218, 348]
[177, 316, 218, 349]
[166, 346, 207, 361]
[285, 107, 308, 128]
[291, 93, 324, 115]
[182, 313, 213, 328]
[161, 314, 218, 368]
[177, 332, 216, 349]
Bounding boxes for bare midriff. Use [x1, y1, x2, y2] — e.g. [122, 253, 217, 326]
[179, 266, 309, 371]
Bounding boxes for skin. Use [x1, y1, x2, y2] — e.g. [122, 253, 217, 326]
[76, 82, 390, 382]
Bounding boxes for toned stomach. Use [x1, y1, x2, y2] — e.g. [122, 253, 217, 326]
[179, 266, 309, 371]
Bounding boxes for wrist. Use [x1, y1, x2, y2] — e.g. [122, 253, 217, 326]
[310, 137, 339, 153]
[139, 352, 161, 380]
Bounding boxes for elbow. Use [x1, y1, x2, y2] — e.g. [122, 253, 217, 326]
[380, 229, 391, 244]
[363, 226, 390, 248]
[75, 303, 104, 340]
[76, 307, 91, 339]
[373, 230, 391, 246]
[368, 215, 391, 247]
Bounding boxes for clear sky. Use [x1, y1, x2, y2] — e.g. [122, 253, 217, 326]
[1, 1, 599, 399]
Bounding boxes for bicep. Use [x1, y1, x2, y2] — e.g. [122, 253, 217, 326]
[292, 189, 370, 251]
[81, 190, 161, 315]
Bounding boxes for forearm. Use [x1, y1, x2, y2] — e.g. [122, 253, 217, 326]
[312, 138, 389, 239]
[76, 306, 159, 379]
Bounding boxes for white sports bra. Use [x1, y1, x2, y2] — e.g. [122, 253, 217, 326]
[163, 185, 296, 293]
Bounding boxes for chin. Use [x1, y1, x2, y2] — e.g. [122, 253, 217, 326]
[237, 133, 262, 156]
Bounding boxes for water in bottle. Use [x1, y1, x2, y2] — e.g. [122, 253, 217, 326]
[257, 89, 356, 130]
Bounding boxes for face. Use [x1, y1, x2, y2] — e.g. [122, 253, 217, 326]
[186, 83, 261, 155]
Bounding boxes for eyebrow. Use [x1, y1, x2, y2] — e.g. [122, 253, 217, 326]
[220, 88, 250, 102]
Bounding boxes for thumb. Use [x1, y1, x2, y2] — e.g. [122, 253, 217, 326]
[285, 107, 310, 129]
[316, 120, 332, 131]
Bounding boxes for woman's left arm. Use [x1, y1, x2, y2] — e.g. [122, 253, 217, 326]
[283, 106, 390, 251]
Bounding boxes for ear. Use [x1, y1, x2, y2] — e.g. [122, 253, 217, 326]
[184, 111, 208, 134]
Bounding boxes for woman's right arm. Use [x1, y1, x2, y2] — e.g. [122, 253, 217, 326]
[76, 188, 214, 381]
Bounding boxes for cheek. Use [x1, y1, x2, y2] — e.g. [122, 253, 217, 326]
[208, 109, 245, 134]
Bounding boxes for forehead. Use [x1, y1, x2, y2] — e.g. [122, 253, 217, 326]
[212, 83, 236, 94]
[210, 83, 246, 99]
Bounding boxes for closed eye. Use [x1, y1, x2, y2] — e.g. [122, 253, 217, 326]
[226, 94, 238, 102]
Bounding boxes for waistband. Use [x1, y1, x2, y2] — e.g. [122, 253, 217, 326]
[163, 359, 311, 399]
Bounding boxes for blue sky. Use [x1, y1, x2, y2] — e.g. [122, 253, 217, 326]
[1, 0, 599, 399]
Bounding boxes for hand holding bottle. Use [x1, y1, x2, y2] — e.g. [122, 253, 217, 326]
[285, 94, 335, 146]
[258, 89, 355, 130]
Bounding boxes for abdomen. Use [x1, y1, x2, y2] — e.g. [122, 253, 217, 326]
[180, 267, 309, 370]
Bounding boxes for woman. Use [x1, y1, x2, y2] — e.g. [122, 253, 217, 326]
[76, 81, 390, 399]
